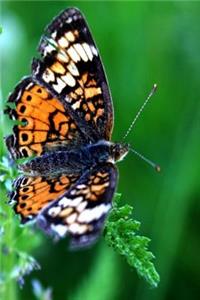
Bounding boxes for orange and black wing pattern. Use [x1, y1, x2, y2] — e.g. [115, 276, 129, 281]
[5, 77, 85, 159]
[38, 163, 118, 248]
[9, 173, 80, 223]
[32, 8, 113, 141]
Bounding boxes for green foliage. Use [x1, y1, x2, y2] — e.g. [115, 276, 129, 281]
[32, 280, 52, 300]
[0, 157, 42, 300]
[104, 194, 160, 288]
[70, 246, 119, 300]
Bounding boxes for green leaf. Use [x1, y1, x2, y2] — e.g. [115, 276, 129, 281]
[104, 194, 160, 288]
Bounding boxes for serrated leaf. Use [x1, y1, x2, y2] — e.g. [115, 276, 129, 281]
[104, 194, 160, 287]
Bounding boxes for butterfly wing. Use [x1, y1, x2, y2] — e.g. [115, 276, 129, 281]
[37, 163, 118, 248]
[5, 8, 116, 249]
[32, 7, 113, 142]
[5, 77, 86, 159]
[9, 173, 80, 223]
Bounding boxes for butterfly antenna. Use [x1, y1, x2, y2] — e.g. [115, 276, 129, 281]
[123, 84, 157, 140]
[130, 147, 160, 172]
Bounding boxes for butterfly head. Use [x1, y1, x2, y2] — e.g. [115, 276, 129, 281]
[110, 142, 130, 162]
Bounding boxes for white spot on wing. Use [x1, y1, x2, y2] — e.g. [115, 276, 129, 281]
[59, 197, 71, 207]
[65, 95, 73, 103]
[77, 201, 87, 213]
[16, 90, 22, 101]
[67, 46, 80, 63]
[70, 196, 83, 207]
[51, 31, 57, 39]
[66, 213, 77, 224]
[58, 196, 82, 208]
[43, 44, 55, 56]
[76, 184, 87, 190]
[58, 37, 69, 48]
[47, 38, 57, 48]
[82, 43, 93, 61]
[34, 63, 40, 76]
[78, 204, 111, 223]
[48, 206, 61, 217]
[51, 224, 68, 237]
[91, 45, 98, 56]
[42, 68, 55, 83]
[67, 61, 79, 76]
[57, 51, 69, 63]
[61, 73, 76, 87]
[72, 100, 81, 110]
[53, 77, 66, 93]
[68, 223, 88, 234]
[65, 31, 75, 42]
[74, 43, 88, 62]
[26, 82, 34, 90]
[66, 17, 72, 24]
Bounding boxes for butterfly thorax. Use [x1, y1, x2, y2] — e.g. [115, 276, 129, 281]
[20, 140, 129, 176]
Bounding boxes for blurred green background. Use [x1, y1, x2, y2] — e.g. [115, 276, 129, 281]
[1, 1, 200, 300]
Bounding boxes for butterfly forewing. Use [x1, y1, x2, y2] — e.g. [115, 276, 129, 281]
[32, 8, 113, 141]
[5, 77, 85, 159]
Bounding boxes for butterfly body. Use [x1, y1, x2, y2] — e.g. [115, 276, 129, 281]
[5, 8, 128, 248]
[20, 140, 129, 176]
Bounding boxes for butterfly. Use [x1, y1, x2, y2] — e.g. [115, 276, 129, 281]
[5, 7, 130, 248]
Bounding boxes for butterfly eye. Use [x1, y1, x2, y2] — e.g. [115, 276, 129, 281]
[111, 143, 129, 162]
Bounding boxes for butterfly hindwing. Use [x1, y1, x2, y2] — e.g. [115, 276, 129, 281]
[9, 173, 80, 223]
[32, 8, 113, 142]
[37, 163, 118, 247]
[5, 77, 85, 159]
